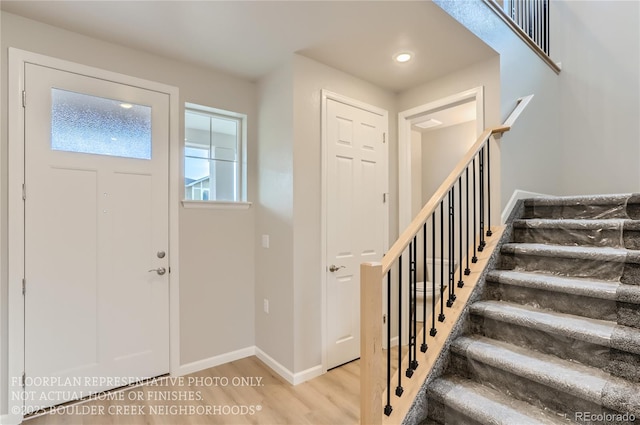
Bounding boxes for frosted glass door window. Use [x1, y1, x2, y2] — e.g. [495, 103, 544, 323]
[51, 88, 152, 160]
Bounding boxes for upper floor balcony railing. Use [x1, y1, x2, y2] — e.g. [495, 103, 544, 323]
[485, 0, 560, 73]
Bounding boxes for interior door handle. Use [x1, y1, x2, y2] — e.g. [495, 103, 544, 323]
[148, 267, 166, 276]
[329, 265, 345, 272]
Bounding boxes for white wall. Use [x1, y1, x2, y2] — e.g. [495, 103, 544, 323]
[421, 122, 478, 202]
[0, 12, 257, 413]
[255, 60, 295, 371]
[434, 0, 563, 206]
[552, 0, 640, 195]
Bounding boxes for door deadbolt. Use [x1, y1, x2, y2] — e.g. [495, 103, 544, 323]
[157, 251, 166, 259]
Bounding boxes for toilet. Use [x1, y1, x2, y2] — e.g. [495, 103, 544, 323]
[416, 258, 455, 322]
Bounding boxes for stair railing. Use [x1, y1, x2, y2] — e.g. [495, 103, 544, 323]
[360, 96, 533, 424]
[483, 0, 560, 74]
[504, 0, 550, 55]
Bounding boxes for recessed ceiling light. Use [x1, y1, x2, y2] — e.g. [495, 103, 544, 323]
[395, 52, 413, 63]
[120, 103, 133, 109]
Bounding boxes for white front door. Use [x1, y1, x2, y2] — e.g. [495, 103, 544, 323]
[325, 97, 387, 369]
[23, 63, 170, 411]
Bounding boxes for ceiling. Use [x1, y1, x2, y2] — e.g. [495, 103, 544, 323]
[1, 1, 497, 93]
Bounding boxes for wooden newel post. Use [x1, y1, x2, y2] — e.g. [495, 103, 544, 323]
[360, 262, 383, 425]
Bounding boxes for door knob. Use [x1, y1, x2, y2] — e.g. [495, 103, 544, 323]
[329, 265, 345, 272]
[148, 267, 166, 276]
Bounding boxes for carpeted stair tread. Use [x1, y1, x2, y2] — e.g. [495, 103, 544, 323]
[513, 218, 628, 230]
[470, 300, 640, 355]
[451, 336, 640, 416]
[524, 194, 632, 207]
[522, 193, 640, 220]
[428, 376, 571, 425]
[424, 194, 640, 424]
[500, 243, 631, 262]
[512, 218, 640, 249]
[524, 193, 633, 206]
[486, 270, 619, 300]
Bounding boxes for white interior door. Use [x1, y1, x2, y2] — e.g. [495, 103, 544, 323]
[326, 97, 387, 369]
[23, 63, 170, 411]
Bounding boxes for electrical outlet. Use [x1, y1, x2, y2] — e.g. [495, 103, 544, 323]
[262, 234, 270, 249]
[263, 299, 269, 314]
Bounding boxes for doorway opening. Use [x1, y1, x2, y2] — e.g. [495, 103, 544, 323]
[396, 87, 484, 344]
[398, 87, 484, 231]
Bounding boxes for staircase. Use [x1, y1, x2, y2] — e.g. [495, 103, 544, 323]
[426, 194, 640, 424]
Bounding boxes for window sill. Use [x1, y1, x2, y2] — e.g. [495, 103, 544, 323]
[181, 200, 252, 210]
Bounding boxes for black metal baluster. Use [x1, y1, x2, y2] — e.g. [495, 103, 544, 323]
[472, 158, 478, 263]
[465, 167, 471, 275]
[384, 270, 392, 416]
[478, 147, 486, 252]
[410, 237, 418, 371]
[545, 0, 550, 54]
[438, 202, 445, 322]
[430, 211, 438, 335]
[458, 177, 464, 288]
[406, 241, 414, 378]
[421, 222, 428, 352]
[448, 188, 456, 307]
[396, 256, 403, 397]
[487, 140, 492, 237]
[537, 0, 540, 48]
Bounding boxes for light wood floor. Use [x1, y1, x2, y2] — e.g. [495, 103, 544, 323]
[26, 355, 358, 425]
[24, 323, 423, 425]
[27, 355, 362, 425]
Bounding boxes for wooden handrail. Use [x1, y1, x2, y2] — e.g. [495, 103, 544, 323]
[381, 125, 509, 274]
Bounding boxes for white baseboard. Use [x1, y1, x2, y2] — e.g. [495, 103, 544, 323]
[254, 347, 322, 386]
[0, 413, 21, 425]
[501, 189, 551, 224]
[390, 336, 399, 348]
[178, 346, 321, 385]
[255, 347, 294, 384]
[292, 364, 323, 385]
[176, 346, 256, 376]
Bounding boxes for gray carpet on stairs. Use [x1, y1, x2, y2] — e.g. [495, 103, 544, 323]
[416, 194, 640, 425]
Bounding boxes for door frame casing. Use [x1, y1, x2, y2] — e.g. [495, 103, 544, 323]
[398, 86, 485, 232]
[396, 86, 484, 344]
[7, 48, 180, 424]
[320, 90, 389, 372]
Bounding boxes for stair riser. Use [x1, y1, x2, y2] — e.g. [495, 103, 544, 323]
[513, 227, 624, 248]
[485, 281, 617, 322]
[618, 302, 640, 329]
[425, 399, 484, 425]
[609, 349, 640, 383]
[623, 227, 640, 250]
[469, 315, 640, 383]
[448, 353, 619, 425]
[499, 254, 640, 284]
